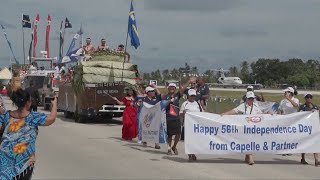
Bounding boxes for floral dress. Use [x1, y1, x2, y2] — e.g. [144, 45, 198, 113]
[0, 111, 47, 179]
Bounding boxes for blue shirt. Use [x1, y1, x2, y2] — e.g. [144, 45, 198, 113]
[0, 111, 47, 179]
[143, 95, 162, 105]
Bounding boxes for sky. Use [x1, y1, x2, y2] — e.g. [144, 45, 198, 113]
[0, 0, 320, 73]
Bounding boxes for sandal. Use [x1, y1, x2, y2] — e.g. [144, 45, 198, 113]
[188, 155, 193, 162]
[248, 155, 254, 165]
[172, 147, 178, 155]
[301, 159, 308, 165]
[142, 142, 147, 147]
[315, 160, 320, 167]
[192, 154, 197, 161]
[245, 155, 249, 163]
[167, 149, 172, 155]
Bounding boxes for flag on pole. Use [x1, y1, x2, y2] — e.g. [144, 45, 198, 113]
[28, 22, 34, 63]
[0, 25, 19, 64]
[45, 15, 51, 57]
[65, 18, 72, 29]
[59, 20, 63, 61]
[128, 0, 140, 49]
[33, 14, 40, 57]
[22, 14, 31, 28]
[58, 27, 83, 64]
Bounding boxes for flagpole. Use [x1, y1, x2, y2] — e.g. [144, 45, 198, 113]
[21, 14, 26, 67]
[121, 0, 132, 82]
[62, 22, 66, 56]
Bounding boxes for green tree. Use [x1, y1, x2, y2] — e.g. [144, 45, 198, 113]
[240, 61, 250, 83]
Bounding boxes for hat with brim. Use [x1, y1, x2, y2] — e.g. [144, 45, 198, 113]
[188, 89, 197, 96]
[283, 87, 294, 93]
[145, 86, 155, 93]
[246, 91, 255, 98]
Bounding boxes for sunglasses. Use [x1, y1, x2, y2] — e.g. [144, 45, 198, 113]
[247, 98, 254, 100]
[148, 90, 155, 93]
[305, 96, 313, 99]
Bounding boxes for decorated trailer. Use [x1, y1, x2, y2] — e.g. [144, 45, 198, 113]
[57, 50, 139, 123]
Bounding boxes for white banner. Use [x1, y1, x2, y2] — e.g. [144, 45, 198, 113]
[138, 102, 167, 144]
[185, 111, 320, 154]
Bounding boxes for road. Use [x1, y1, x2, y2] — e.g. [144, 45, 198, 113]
[2, 96, 320, 179]
[209, 88, 320, 95]
[158, 86, 320, 95]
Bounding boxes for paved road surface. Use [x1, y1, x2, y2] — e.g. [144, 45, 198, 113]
[2, 96, 320, 179]
[210, 88, 320, 95]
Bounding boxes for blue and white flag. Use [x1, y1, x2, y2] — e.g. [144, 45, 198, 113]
[138, 101, 167, 144]
[128, 0, 140, 49]
[256, 101, 279, 114]
[1, 25, 19, 64]
[61, 47, 84, 64]
[58, 28, 83, 64]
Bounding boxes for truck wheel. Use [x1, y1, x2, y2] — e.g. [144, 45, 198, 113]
[64, 111, 71, 118]
[78, 115, 88, 123]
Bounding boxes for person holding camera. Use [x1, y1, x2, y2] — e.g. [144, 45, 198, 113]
[0, 88, 57, 179]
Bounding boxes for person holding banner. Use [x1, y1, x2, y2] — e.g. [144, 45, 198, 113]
[222, 91, 263, 165]
[134, 84, 147, 143]
[142, 85, 162, 149]
[165, 83, 185, 155]
[180, 89, 203, 161]
[112, 87, 138, 141]
[299, 92, 319, 166]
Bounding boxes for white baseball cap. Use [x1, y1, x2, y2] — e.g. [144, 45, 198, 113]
[247, 85, 254, 89]
[167, 83, 177, 88]
[188, 89, 197, 96]
[283, 87, 294, 93]
[304, 92, 312, 97]
[246, 91, 255, 98]
[145, 86, 155, 93]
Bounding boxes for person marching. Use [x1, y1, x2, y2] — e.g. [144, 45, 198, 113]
[278, 87, 299, 115]
[134, 84, 147, 144]
[241, 85, 265, 103]
[196, 77, 210, 111]
[278, 87, 299, 156]
[165, 83, 185, 155]
[299, 92, 319, 166]
[0, 88, 57, 179]
[112, 87, 138, 141]
[180, 89, 203, 162]
[25, 80, 40, 112]
[141, 85, 162, 149]
[222, 91, 263, 165]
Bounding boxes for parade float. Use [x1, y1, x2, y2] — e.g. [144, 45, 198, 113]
[58, 49, 139, 123]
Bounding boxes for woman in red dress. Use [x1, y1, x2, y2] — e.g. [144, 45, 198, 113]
[113, 87, 137, 140]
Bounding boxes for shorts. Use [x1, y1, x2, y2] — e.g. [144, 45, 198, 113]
[167, 119, 182, 136]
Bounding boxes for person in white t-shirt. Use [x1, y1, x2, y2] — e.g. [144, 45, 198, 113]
[180, 89, 203, 162]
[278, 87, 299, 156]
[278, 87, 299, 115]
[222, 91, 264, 165]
